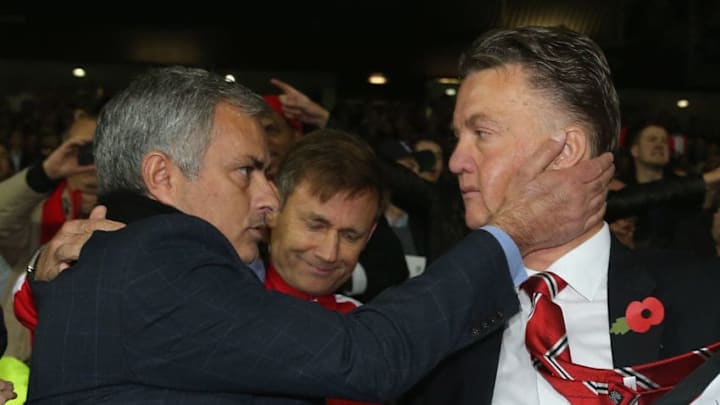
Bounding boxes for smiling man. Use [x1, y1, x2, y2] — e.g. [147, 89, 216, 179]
[267, 130, 383, 300]
[25, 65, 614, 404]
[263, 130, 385, 405]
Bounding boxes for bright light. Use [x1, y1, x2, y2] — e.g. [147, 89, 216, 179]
[445, 87, 457, 96]
[368, 73, 387, 85]
[676, 99, 689, 109]
[224, 74, 236, 83]
[436, 77, 460, 85]
[72, 67, 86, 78]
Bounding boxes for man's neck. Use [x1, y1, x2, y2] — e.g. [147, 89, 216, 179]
[634, 162, 664, 184]
[523, 222, 604, 271]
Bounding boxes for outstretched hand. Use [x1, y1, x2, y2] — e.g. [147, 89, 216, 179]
[34, 205, 126, 282]
[490, 132, 614, 256]
[270, 78, 330, 128]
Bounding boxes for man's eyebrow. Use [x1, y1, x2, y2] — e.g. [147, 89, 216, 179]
[465, 113, 499, 129]
[304, 213, 366, 235]
[236, 155, 266, 170]
[250, 156, 266, 170]
[304, 213, 330, 226]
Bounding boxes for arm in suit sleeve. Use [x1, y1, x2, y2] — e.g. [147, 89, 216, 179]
[605, 175, 706, 222]
[120, 215, 519, 401]
[377, 157, 435, 219]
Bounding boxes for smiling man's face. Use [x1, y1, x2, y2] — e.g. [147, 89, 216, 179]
[267, 181, 378, 296]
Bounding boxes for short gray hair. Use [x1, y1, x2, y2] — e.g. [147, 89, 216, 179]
[459, 26, 620, 156]
[95, 66, 268, 194]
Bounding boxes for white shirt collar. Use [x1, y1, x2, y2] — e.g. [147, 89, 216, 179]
[526, 222, 611, 301]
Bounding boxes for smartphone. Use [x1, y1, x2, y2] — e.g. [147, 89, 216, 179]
[77, 142, 95, 165]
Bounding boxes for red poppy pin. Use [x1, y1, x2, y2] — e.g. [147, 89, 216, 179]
[610, 296, 665, 335]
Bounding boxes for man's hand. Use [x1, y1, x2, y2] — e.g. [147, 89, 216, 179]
[270, 78, 330, 128]
[34, 205, 126, 281]
[490, 133, 614, 256]
[0, 379, 17, 403]
[42, 134, 95, 180]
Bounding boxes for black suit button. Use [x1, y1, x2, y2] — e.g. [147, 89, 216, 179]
[496, 310, 504, 318]
[471, 327, 481, 337]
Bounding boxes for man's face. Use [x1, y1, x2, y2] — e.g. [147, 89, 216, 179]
[268, 181, 378, 296]
[174, 103, 278, 263]
[631, 125, 669, 168]
[449, 65, 560, 229]
[260, 111, 301, 179]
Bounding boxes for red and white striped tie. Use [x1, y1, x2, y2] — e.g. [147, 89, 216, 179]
[522, 272, 720, 405]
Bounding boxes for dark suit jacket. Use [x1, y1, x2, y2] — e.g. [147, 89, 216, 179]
[28, 193, 519, 404]
[378, 157, 468, 264]
[401, 236, 720, 405]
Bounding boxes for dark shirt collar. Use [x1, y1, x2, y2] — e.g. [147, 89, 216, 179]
[98, 192, 179, 224]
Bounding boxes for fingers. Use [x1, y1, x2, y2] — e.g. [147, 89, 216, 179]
[0, 379, 13, 393]
[270, 78, 300, 96]
[584, 202, 607, 231]
[518, 131, 567, 182]
[0, 377, 16, 401]
[83, 218, 126, 233]
[34, 217, 126, 281]
[64, 135, 93, 148]
[89, 205, 108, 219]
[577, 152, 614, 183]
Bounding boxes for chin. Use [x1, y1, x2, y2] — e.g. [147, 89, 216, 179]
[237, 247, 259, 264]
[465, 212, 490, 230]
[300, 283, 334, 297]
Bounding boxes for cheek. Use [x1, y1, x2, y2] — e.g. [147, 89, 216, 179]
[280, 225, 313, 252]
[338, 244, 364, 265]
[479, 155, 515, 202]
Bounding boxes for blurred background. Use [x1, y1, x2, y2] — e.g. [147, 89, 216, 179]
[1, 0, 720, 145]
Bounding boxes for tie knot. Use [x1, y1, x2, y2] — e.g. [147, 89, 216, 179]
[521, 272, 568, 299]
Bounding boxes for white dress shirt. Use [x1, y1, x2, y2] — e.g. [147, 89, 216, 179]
[492, 223, 613, 404]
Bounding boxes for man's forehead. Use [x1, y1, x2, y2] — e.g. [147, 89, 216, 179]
[286, 182, 377, 209]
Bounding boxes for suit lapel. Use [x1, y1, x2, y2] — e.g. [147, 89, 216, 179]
[607, 237, 664, 367]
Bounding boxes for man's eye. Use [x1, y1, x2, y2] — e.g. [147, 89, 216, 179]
[343, 233, 362, 243]
[238, 167, 252, 176]
[306, 221, 324, 231]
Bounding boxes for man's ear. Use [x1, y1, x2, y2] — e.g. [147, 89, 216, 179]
[141, 151, 182, 205]
[365, 222, 378, 243]
[551, 127, 588, 169]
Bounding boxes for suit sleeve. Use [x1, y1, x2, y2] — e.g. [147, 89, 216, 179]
[30, 213, 517, 401]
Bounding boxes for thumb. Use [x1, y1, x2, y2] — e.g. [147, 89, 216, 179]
[520, 131, 567, 180]
[89, 205, 108, 219]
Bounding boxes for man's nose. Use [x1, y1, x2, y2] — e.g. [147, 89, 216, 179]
[449, 136, 472, 174]
[315, 232, 339, 263]
[255, 174, 279, 215]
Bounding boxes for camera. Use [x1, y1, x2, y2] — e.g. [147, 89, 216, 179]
[77, 142, 95, 165]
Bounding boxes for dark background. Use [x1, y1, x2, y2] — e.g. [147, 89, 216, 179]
[2, 0, 720, 136]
